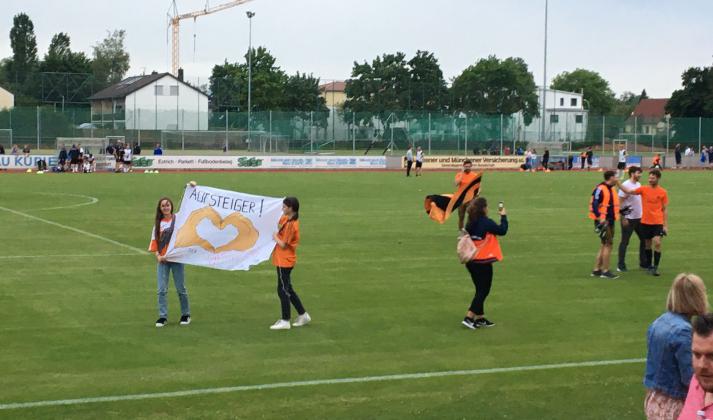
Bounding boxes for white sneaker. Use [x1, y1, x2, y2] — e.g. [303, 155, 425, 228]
[292, 312, 311, 327]
[269, 319, 291, 330]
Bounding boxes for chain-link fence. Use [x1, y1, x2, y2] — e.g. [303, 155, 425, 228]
[1, 106, 712, 156]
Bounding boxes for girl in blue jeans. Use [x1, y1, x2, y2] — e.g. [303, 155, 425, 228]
[149, 196, 190, 328]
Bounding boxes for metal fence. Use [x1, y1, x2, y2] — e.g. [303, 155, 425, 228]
[1, 106, 712, 155]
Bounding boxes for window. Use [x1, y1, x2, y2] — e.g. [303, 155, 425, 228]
[644, 126, 650, 134]
[550, 114, 559, 123]
[575, 114, 583, 124]
[170, 85, 179, 96]
[155, 85, 164, 96]
[560, 98, 564, 106]
[571, 98, 578, 107]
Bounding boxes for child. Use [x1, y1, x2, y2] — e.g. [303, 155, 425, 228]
[270, 197, 311, 330]
[149, 196, 191, 327]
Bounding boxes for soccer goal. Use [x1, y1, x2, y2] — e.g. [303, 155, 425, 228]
[55, 137, 109, 156]
[0, 128, 12, 149]
[160, 130, 288, 154]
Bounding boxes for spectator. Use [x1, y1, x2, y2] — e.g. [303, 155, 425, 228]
[122, 143, 133, 172]
[154, 143, 163, 156]
[580, 150, 587, 170]
[525, 149, 532, 171]
[68, 144, 80, 173]
[586, 146, 594, 170]
[133, 143, 141, 156]
[684, 146, 694, 157]
[567, 154, 574, 170]
[504, 146, 511, 155]
[530, 149, 538, 172]
[0, 144, 5, 154]
[542, 148, 550, 171]
[676, 311, 713, 419]
[10, 144, 18, 155]
[22, 144, 30, 157]
[701, 146, 707, 166]
[644, 273, 708, 420]
[58, 145, 68, 170]
[106, 142, 115, 156]
[675, 144, 682, 169]
[708, 146, 713, 168]
[516, 146, 523, 156]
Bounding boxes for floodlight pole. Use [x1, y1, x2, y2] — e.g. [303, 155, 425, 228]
[246, 11, 255, 144]
[540, 0, 548, 143]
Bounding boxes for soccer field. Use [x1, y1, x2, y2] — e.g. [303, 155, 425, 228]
[1, 169, 711, 419]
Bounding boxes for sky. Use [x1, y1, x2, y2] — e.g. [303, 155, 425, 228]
[1, 0, 712, 98]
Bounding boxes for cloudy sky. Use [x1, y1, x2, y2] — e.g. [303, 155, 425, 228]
[1, 0, 711, 97]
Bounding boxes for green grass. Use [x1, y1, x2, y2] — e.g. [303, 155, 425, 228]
[1, 169, 711, 419]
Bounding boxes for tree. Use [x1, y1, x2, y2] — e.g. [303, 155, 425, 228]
[6, 13, 38, 86]
[666, 66, 713, 118]
[640, 89, 648, 101]
[550, 69, 615, 115]
[344, 52, 411, 116]
[611, 91, 641, 116]
[40, 33, 92, 74]
[407, 50, 448, 112]
[451, 55, 539, 123]
[91, 30, 130, 89]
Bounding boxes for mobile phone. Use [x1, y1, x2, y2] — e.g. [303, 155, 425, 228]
[498, 201, 504, 210]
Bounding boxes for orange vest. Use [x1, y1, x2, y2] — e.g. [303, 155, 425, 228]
[653, 156, 661, 165]
[472, 233, 503, 263]
[588, 183, 620, 221]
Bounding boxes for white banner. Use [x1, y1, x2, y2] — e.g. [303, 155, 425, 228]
[128, 155, 386, 170]
[164, 185, 284, 271]
[0, 155, 58, 169]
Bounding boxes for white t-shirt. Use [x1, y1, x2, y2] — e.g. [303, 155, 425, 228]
[618, 149, 627, 163]
[123, 148, 133, 161]
[406, 149, 413, 161]
[416, 150, 423, 162]
[618, 179, 642, 220]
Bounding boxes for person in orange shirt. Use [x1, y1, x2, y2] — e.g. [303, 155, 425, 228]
[149, 196, 191, 328]
[618, 169, 668, 276]
[270, 196, 310, 330]
[589, 170, 620, 279]
[455, 160, 480, 230]
[651, 153, 662, 169]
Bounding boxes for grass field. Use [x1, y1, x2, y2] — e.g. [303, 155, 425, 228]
[1, 169, 711, 419]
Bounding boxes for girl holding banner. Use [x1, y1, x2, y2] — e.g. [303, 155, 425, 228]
[149, 197, 191, 328]
[270, 197, 311, 330]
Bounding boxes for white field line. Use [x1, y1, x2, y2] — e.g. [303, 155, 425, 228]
[0, 358, 645, 410]
[23, 193, 99, 211]
[0, 206, 148, 255]
[0, 253, 140, 260]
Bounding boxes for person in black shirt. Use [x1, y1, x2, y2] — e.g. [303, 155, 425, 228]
[542, 148, 550, 171]
[674, 144, 682, 168]
[58, 145, 68, 171]
[461, 197, 508, 330]
[68, 144, 80, 173]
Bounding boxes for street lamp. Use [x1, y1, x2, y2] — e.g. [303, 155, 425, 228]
[246, 11, 255, 144]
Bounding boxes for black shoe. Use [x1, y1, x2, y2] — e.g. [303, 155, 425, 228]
[461, 317, 477, 330]
[591, 270, 602, 277]
[616, 264, 627, 272]
[648, 267, 661, 277]
[155, 318, 167, 328]
[179, 315, 191, 325]
[475, 318, 495, 328]
[600, 271, 620, 279]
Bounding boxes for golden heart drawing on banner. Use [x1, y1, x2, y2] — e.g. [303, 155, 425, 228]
[174, 207, 259, 253]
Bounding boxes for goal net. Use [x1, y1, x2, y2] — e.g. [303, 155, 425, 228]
[0, 129, 11, 149]
[55, 137, 109, 156]
[160, 130, 289, 153]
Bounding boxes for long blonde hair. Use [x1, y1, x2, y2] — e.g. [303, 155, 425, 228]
[667, 273, 708, 318]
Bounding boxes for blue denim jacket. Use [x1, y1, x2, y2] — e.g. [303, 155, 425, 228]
[643, 311, 693, 399]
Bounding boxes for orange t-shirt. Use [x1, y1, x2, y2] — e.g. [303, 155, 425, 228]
[148, 217, 175, 256]
[455, 171, 479, 189]
[634, 185, 668, 225]
[272, 215, 300, 267]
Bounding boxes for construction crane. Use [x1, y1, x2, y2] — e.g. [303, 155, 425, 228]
[168, 0, 253, 76]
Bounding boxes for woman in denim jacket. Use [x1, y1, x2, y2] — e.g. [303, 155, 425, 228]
[644, 273, 708, 420]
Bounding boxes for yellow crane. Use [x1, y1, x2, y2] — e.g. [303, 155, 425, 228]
[168, 0, 253, 76]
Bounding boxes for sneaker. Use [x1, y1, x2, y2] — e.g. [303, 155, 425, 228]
[155, 318, 167, 328]
[591, 270, 602, 277]
[648, 267, 661, 277]
[269, 319, 291, 330]
[616, 264, 627, 272]
[179, 315, 191, 325]
[475, 318, 495, 328]
[600, 271, 620, 279]
[292, 312, 311, 327]
[462, 317, 478, 330]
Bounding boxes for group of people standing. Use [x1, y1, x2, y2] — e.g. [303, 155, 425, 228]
[106, 142, 138, 173]
[57, 144, 95, 173]
[404, 145, 424, 177]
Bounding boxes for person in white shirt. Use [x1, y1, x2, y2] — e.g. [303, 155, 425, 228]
[123, 144, 133, 173]
[415, 146, 424, 176]
[405, 145, 414, 177]
[685, 147, 694, 157]
[617, 166, 647, 272]
[617, 145, 627, 179]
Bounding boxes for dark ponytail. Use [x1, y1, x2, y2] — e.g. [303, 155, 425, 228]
[283, 196, 299, 221]
[154, 197, 174, 240]
[466, 197, 487, 223]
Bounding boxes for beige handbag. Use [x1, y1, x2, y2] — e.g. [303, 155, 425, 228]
[457, 231, 478, 264]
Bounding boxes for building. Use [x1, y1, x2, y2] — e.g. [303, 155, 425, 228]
[0, 85, 14, 110]
[319, 81, 346, 109]
[88, 71, 209, 131]
[514, 88, 589, 143]
[625, 98, 669, 136]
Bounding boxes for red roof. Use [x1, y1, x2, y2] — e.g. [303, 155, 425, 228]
[632, 98, 669, 119]
[319, 81, 346, 93]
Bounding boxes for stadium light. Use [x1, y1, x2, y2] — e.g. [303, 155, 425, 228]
[246, 11, 255, 143]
